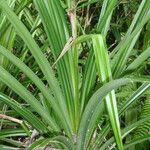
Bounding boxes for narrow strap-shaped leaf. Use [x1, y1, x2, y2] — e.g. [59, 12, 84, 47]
[27, 138, 52, 150]
[53, 136, 75, 150]
[124, 135, 150, 149]
[97, 0, 117, 35]
[0, 145, 20, 150]
[33, 0, 74, 132]
[126, 47, 150, 71]
[128, 75, 150, 83]
[119, 83, 150, 114]
[74, 35, 98, 116]
[28, 136, 74, 150]
[80, 51, 96, 113]
[92, 34, 123, 150]
[0, 138, 23, 148]
[0, 129, 27, 138]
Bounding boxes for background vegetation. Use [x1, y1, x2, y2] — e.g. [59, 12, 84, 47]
[0, 0, 150, 149]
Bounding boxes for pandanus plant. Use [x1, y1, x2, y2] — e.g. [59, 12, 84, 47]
[0, 0, 150, 149]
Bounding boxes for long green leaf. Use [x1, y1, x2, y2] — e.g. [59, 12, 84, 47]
[33, 0, 76, 132]
[92, 34, 123, 150]
[126, 47, 150, 71]
[97, 0, 117, 35]
[0, 129, 26, 138]
[124, 135, 150, 149]
[27, 138, 52, 150]
[119, 83, 150, 114]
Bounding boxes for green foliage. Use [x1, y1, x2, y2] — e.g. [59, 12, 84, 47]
[0, 0, 150, 149]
